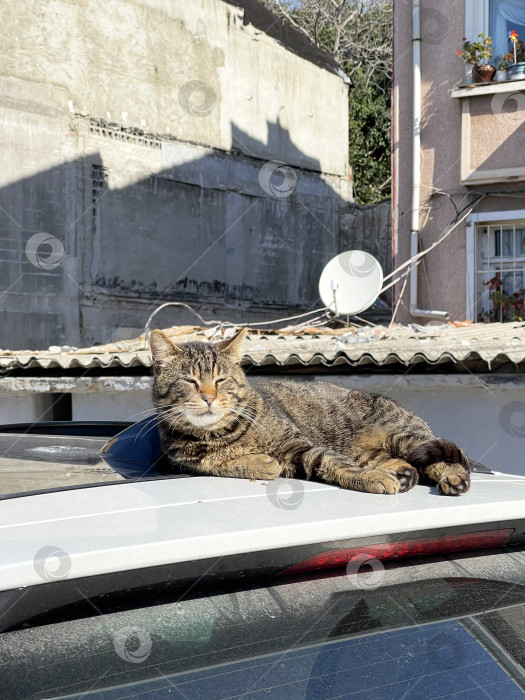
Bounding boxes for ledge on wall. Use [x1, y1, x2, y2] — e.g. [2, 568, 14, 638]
[451, 80, 525, 99]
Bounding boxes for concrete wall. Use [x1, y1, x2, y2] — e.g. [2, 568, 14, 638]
[1, 373, 523, 477]
[0, 0, 350, 350]
[392, 0, 525, 323]
[339, 200, 392, 309]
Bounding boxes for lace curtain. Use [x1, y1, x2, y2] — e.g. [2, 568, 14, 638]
[490, 0, 525, 61]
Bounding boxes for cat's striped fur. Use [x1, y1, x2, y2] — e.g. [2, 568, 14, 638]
[150, 329, 470, 496]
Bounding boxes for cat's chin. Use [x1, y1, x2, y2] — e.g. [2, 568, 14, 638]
[186, 412, 224, 429]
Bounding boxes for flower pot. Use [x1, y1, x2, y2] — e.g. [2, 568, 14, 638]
[508, 62, 525, 81]
[473, 65, 496, 82]
[463, 64, 474, 85]
[495, 69, 508, 82]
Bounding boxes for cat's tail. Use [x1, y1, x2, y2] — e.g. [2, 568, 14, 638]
[390, 432, 471, 496]
[397, 435, 469, 471]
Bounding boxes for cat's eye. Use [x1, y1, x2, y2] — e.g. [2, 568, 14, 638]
[215, 377, 229, 387]
[180, 376, 199, 388]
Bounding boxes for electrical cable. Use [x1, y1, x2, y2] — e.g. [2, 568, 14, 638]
[144, 189, 522, 336]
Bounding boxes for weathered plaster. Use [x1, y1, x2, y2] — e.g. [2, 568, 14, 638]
[0, 0, 350, 350]
[393, 0, 525, 323]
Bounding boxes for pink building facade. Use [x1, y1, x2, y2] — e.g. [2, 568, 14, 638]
[393, 0, 525, 323]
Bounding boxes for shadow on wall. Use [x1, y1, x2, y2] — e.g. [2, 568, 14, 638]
[0, 120, 347, 350]
[231, 120, 321, 171]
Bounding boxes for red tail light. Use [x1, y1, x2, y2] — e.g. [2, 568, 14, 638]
[280, 528, 515, 576]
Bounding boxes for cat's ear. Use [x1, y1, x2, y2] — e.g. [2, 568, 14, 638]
[149, 329, 182, 366]
[217, 328, 248, 364]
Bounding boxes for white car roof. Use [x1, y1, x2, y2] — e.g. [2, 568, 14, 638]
[2, 470, 525, 594]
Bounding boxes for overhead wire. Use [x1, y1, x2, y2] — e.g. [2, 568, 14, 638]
[144, 189, 523, 337]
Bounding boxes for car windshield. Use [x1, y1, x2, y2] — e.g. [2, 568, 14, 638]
[2, 555, 525, 699]
[0, 433, 124, 497]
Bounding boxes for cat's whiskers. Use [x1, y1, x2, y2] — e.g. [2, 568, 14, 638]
[134, 411, 181, 444]
[238, 401, 277, 428]
[138, 419, 169, 440]
[135, 413, 166, 441]
[161, 407, 189, 424]
[141, 412, 190, 441]
[224, 409, 244, 431]
[139, 406, 188, 440]
[237, 401, 273, 427]
[228, 405, 267, 434]
[126, 408, 157, 420]
[225, 408, 255, 435]
[153, 410, 191, 436]
[153, 404, 180, 416]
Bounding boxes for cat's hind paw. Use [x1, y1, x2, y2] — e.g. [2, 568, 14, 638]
[423, 461, 470, 496]
[438, 469, 470, 496]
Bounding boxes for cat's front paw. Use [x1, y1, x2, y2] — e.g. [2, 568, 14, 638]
[365, 465, 418, 494]
[222, 453, 282, 480]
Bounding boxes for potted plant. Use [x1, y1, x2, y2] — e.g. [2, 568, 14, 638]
[492, 56, 509, 81]
[457, 34, 494, 83]
[505, 31, 525, 81]
[484, 275, 525, 322]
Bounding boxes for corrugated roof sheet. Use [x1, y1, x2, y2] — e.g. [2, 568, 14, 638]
[1, 322, 524, 373]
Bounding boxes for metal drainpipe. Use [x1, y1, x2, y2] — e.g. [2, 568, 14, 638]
[410, 0, 449, 320]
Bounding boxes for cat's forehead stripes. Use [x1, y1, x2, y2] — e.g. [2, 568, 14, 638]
[178, 341, 231, 380]
[182, 343, 215, 370]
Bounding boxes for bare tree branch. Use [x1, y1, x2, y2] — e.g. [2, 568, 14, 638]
[263, 0, 392, 88]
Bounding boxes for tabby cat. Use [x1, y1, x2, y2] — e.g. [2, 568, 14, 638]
[150, 329, 470, 496]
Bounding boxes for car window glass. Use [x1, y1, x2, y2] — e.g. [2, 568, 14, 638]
[0, 433, 124, 496]
[2, 574, 525, 698]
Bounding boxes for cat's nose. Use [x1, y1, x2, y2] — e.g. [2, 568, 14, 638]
[201, 393, 216, 406]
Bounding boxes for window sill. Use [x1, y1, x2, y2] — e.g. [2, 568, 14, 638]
[452, 80, 525, 99]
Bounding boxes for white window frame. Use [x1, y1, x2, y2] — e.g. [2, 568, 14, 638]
[465, 0, 489, 38]
[468, 0, 525, 60]
[466, 209, 525, 320]
[457, 2, 525, 185]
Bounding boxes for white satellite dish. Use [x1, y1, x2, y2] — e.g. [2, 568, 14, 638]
[319, 250, 383, 315]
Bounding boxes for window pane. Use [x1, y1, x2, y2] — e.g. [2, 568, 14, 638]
[514, 268, 525, 292]
[502, 269, 515, 293]
[479, 227, 490, 263]
[494, 227, 501, 257]
[490, 0, 525, 64]
[517, 228, 525, 257]
[502, 228, 513, 257]
[3, 576, 525, 698]
[476, 221, 525, 321]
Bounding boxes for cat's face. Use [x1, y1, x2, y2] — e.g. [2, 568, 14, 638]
[150, 329, 248, 432]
